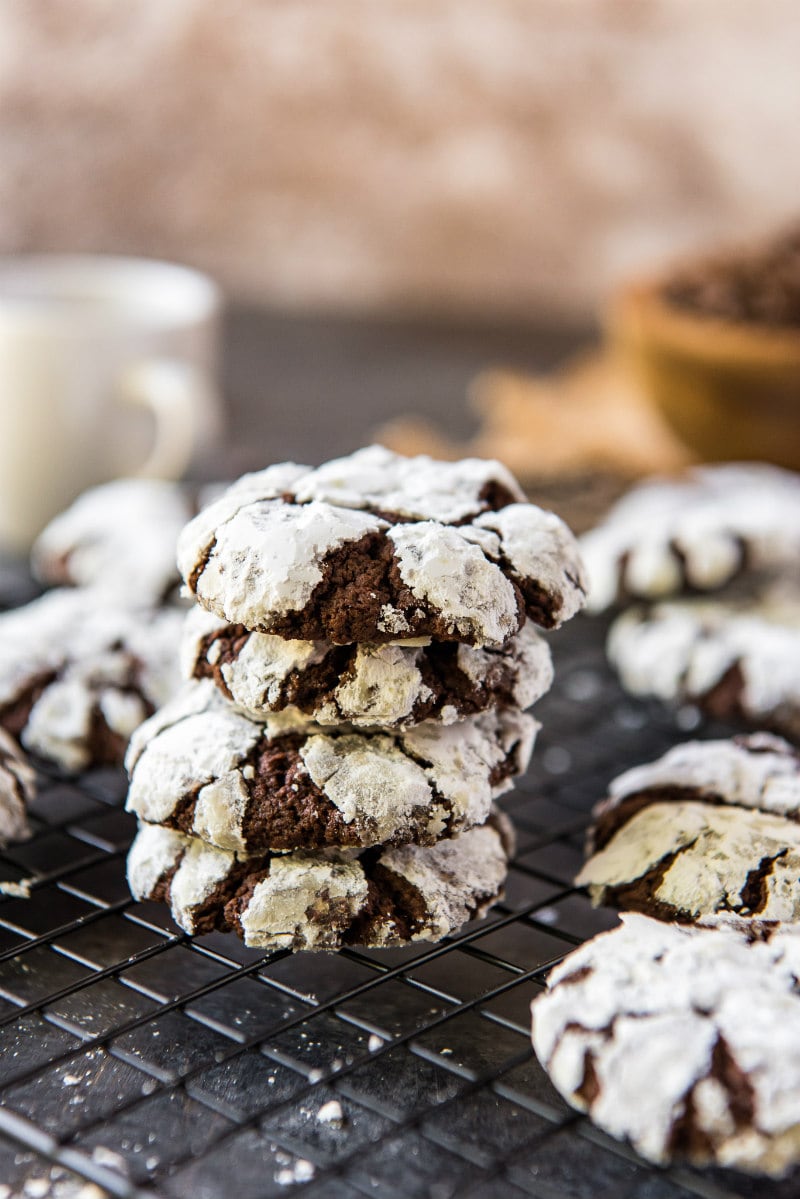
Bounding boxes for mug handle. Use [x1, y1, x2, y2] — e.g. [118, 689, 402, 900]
[118, 358, 215, 479]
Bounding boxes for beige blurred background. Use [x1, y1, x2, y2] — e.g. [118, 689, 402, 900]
[2, 0, 799, 322]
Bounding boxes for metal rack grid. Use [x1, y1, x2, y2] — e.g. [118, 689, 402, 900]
[0, 607, 796, 1199]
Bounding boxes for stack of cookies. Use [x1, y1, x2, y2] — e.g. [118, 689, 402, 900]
[126, 446, 587, 952]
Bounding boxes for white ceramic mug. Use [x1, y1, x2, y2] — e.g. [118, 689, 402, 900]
[0, 254, 222, 550]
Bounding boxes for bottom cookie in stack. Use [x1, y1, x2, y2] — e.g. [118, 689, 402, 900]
[127, 807, 514, 951]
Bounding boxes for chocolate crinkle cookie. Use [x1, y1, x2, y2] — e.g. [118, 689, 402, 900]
[577, 733, 800, 923]
[181, 605, 553, 729]
[32, 477, 210, 607]
[608, 593, 800, 741]
[531, 913, 800, 1177]
[177, 445, 586, 647]
[0, 728, 35, 845]
[580, 463, 800, 612]
[0, 589, 183, 773]
[125, 679, 536, 854]
[127, 808, 514, 951]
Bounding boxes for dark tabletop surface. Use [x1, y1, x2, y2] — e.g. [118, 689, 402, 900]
[219, 306, 590, 472]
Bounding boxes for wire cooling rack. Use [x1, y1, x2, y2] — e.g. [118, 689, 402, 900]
[0, 589, 797, 1199]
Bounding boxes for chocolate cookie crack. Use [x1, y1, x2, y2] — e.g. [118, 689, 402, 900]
[400, 726, 521, 794]
[195, 629, 529, 725]
[189, 857, 258, 936]
[148, 849, 186, 908]
[152, 726, 458, 853]
[191, 624, 253, 701]
[487, 544, 564, 631]
[188, 532, 217, 594]
[476, 478, 521, 514]
[668, 1034, 756, 1160]
[556, 965, 594, 988]
[220, 854, 434, 947]
[195, 629, 354, 716]
[84, 698, 136, 768]
[264, 532, 426, 644]
[253, 527, 528, 645]
[413, 642, 519, 722]
[701, 661, 747, 724]
[576, 1050, 601, 1106]
[158, 730, 362, 852]
[278, 646, 357, 714]
[670, 536, 748, 597]
[281, 476, 519, 526]
[342, 862, 428, 944]
[598, 842, 701, 923]
[0, 669, 59, 739]
[239, 733, 365, 851]
[734, 849, 789, 916]
[238, 728, 459, 851]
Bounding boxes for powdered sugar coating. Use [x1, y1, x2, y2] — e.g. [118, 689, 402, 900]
[32, 478, 194, 606]
[387, 522, 521, 647]
[577, 734, 800, 923]
[578, 799, 800, 923]
[531, 914, 800, 1176]
[608, 597, 800, 741]
[0, 728, 34, 844]
[473, 504, 587, 628]
[125, 679, 536, 854]
[177, 447, 586, 646]
[241, 856, 369, 950]
[0, 590, 183, 773]
[185, 499, 385, 626]
[182, 606, 553, 728]
[580, 463, 800, 612]
[602, 732, 800, 824]
[126, 815, 511, 951]
[125, 685, 261, 839]
[291, 444, 526, 524]
[379, 827, 510, 942]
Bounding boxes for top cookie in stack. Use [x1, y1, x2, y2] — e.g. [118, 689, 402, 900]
[177, 445, 586, 645]
[126, 446, 587, 951]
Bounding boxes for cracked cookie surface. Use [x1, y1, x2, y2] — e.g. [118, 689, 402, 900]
[125, 679, 536, 854]
[531, 913, 800, 1176]
[182, 605, 553, 728]
[127, 809, 514, 951]
[608, 594, 800, 741]
[577, 733, 800, 923]
[580, 463, 800, 612]
[177, 446, 586, 647]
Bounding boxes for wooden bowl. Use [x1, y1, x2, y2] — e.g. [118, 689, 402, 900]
[608, 276, 800, 469]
